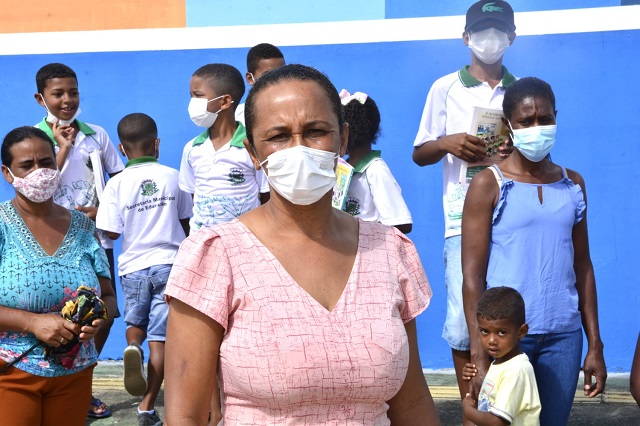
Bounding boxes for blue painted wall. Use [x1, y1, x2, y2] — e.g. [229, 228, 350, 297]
[0, 27, 637, 372]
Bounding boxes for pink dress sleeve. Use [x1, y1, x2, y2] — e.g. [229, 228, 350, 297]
[394, 228, 432, 323]
[165, 227, 232, 331]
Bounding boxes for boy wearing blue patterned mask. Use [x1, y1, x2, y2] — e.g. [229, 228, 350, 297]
[412, 1, 518, 420]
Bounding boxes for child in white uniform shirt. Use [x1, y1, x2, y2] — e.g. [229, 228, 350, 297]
[33, 62, 124, 419]
[181, 63, 269, 231]
[96, 113, 192, 426]
[339, 90, 412, 234]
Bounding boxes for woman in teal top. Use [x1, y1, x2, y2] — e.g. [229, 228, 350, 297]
[462, 77, 606, 425]
[0, 126, 116, 425]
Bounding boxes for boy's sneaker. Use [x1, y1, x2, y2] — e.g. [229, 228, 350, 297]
[138, 410, 163, 426]
[123, 343, 147, 396]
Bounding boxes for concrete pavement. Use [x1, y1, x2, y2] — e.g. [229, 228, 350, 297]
[87, 362, 639, 425]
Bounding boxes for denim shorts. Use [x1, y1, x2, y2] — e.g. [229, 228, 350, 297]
[442, 235, 470, 350]
[120, 264, 171, 342]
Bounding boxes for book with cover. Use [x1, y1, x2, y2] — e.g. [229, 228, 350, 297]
[332, 157, 354, 210]
[89, 150, 106, 202]
[459, 106, 509, 185]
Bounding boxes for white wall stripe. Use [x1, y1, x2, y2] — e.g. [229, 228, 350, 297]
[1, 6, 639, 55]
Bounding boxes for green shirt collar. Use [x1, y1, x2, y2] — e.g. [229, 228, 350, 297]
[36, 117, 96, 146]
[125, 156, 158, 168]
[353, 150, 382, 173]
[458, 65, 516, 88]
[191, 122, 246, 148]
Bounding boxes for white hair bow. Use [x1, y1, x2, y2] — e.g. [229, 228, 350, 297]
[339, 89, 368, 105]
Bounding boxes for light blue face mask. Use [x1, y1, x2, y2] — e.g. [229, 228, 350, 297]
[508, 122, 557, 162]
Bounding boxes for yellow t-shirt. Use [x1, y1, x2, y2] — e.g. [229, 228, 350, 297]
[478, 353, 541, 426]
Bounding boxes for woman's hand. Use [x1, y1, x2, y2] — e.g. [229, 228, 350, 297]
[31, 313, 81, 347]
[583, 347, 607, 397]
[78, 318, 105, 343]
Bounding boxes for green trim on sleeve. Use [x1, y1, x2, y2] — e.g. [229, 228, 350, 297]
[353, 150, 382, 173]
[125, 156, 158, 168]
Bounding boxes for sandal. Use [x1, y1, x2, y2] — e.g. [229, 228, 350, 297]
[87, 395, 112, 419]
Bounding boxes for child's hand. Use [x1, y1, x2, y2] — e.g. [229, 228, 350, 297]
[75, 206, 98, 221]
[463, 362, 478, 381]
[462, 393, 477, 411]
[52, 120, 75, 150]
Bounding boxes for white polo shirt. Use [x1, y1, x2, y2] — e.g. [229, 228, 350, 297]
[343, 151, 413, 227]
[36, 118, 125, 248]
[96, 157, 193, 276]
[179, 123, 269, 230]
[413, 66, 516, 238]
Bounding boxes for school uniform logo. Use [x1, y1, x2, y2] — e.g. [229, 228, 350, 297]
[140, 179, 159, 196]
[228, 168, 246, 185]
[344, 197, 361, 216]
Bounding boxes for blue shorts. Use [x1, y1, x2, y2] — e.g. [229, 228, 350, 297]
[120, 264, 171, 342]
[442, 235, 470, 351]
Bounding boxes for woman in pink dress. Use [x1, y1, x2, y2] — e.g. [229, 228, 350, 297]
[164, 64, 440, 425]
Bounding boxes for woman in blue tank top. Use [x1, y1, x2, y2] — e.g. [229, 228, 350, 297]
[461, 77, 606, 425]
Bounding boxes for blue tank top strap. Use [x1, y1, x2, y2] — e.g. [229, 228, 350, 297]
[560, 166, 568, 179]
[488, 165, 503, 189]
[492, 164, 506, 179]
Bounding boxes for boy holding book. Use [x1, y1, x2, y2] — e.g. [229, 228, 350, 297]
[34, 62, 124, 419]
[411, 2, 518, 407]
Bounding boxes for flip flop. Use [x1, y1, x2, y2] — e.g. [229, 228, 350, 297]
[87, 395, 112, 419]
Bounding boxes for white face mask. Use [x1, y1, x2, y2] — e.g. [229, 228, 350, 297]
[40, 94, 81, 125]
[468, 28, 510, 65]
[260, 145, 338, 205]
[8, 167, 60, 203]
[188, 96, 231, 128]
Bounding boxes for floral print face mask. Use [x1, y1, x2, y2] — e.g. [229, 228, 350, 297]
[8, 167, 60, 203]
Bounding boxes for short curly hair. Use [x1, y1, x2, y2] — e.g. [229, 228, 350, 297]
[476, 286, 525, 326]
[343, 96, 381, 151]
[246, 43, 284, 74]
[35, 63, 77, 93]
[192, 63, 245, 108]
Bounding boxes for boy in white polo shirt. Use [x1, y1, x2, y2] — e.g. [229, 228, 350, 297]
[411, 0, 518, 411]
[235, 43, 286, 125]
[96, 113, 192, 426]
[33, 62, 124, 419]
[182, 63, 269, 231]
